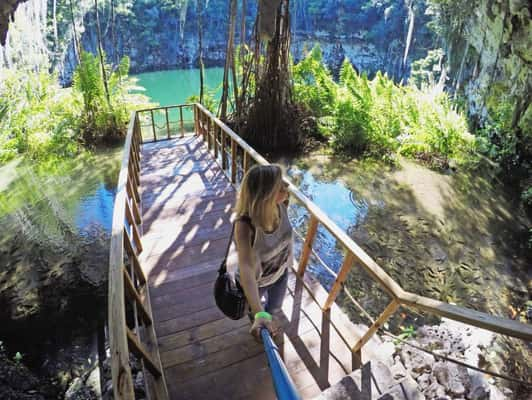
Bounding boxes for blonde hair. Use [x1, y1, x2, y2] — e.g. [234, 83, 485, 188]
[235, 164, 283, 231]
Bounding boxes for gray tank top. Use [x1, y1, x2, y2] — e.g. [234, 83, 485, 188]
[227, 204, 293, 287]
[252, 204, 293, 287]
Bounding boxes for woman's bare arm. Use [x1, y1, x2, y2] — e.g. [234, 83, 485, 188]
[235, 220, 263, 315]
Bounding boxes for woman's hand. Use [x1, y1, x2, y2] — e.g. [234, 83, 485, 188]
[250, 315, 281, 341]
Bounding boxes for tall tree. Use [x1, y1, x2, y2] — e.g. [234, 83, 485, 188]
[240, 0, 300, 151]
[68, 0, 81, 64]
[94, 0, 111, 109]
[401, 0, 415, 79]
[197, 0, 205, 104]
[220, 0, 237, 120]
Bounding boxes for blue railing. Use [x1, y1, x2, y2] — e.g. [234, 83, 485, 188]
[261, 329, 301, 400]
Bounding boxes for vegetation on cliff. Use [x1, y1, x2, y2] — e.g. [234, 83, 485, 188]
[0, 52, 149, 164]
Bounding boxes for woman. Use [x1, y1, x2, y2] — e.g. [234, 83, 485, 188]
[233, 164, 293, 338]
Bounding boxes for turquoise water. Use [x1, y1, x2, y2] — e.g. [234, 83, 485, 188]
[134, 67, 224, 107]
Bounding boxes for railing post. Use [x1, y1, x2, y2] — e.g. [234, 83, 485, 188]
[180, 106, 185, 138]
[297, 216, 319, 277]
[221, 128, 227, 170]
[323, 252, 355, 310]
[150, 110, 156, 142]
[352, 300, 400, 355]
[214, 125, 219, 160]
[165, 108, 170, 139]
[207, 118, 212, 151]
[194, 105, 199, 136]
[243, 151, 250, 173]
[231, 138, 237, 184]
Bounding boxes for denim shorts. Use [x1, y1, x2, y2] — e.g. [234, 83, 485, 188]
[258, 268, 288, 314]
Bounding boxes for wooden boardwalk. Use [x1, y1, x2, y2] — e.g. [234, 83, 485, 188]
[139, 135, 368, 400]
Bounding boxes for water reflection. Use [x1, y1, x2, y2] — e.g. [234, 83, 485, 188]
[0, 147, 121, 248]
[286, 165, 370, 289]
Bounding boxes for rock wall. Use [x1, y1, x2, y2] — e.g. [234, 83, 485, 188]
[66, 0, 433, 81]
[444, 0, 531, 125]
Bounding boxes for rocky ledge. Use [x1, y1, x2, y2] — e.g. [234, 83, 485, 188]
[316, 319, 525, 400]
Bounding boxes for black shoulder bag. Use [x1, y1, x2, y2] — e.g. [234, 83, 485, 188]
[213, 217, 254, 320]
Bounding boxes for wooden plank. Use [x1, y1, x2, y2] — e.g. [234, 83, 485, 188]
[155, 305, 225, 338]
[141, 236, 230, 276]
[148, 257, 223, 288]
[150, 268, 218, 299]
[169, 353, 273, 400]
[126, 328, 162, 377]
[163, 332, 264, 384]
[297, 215, 319, 276]
[399, 292, 532, 342]
[158, 316, 249, 353]
[123, 269, 152, 326]
[323, 252, 355, 311]
[151, 277, 216, 308]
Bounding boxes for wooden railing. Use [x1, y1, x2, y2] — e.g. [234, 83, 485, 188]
[192, 103, 532, 366]
[108, 112, 168, 399]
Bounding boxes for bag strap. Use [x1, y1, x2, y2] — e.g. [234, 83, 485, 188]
[219, 216, 255, 274]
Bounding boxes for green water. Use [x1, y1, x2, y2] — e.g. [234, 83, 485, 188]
[134, 67, 224, 108]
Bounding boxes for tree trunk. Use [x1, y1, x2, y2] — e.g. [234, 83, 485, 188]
[243, 0, 297, 151]
[111, 0, 118, 66]
[402, 0, 415, 78]
[220, 0, 237, 120]
[68, 0, 81, 64]
[52, 0, 58, 62]
[197, 0, 205, 104]
[94, 0, 111, 109]
[454, 44, 469, 97]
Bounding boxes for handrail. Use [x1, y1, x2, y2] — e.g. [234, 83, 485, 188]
[261, 329, 302, 400]
[108, 111, 168, 399]
[192, 102, 532, 348]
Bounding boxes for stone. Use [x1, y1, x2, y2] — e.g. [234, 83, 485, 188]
[424, 382, 446, 399]
[400, 345, 434, 377]
[371, 361, 396, 393]
[378, 376, 425, 400]
[416, 373, 432, 391]
[432, 362, 470, 397]
[469, 385, 490, 400]
[390, 361, 408, 381]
